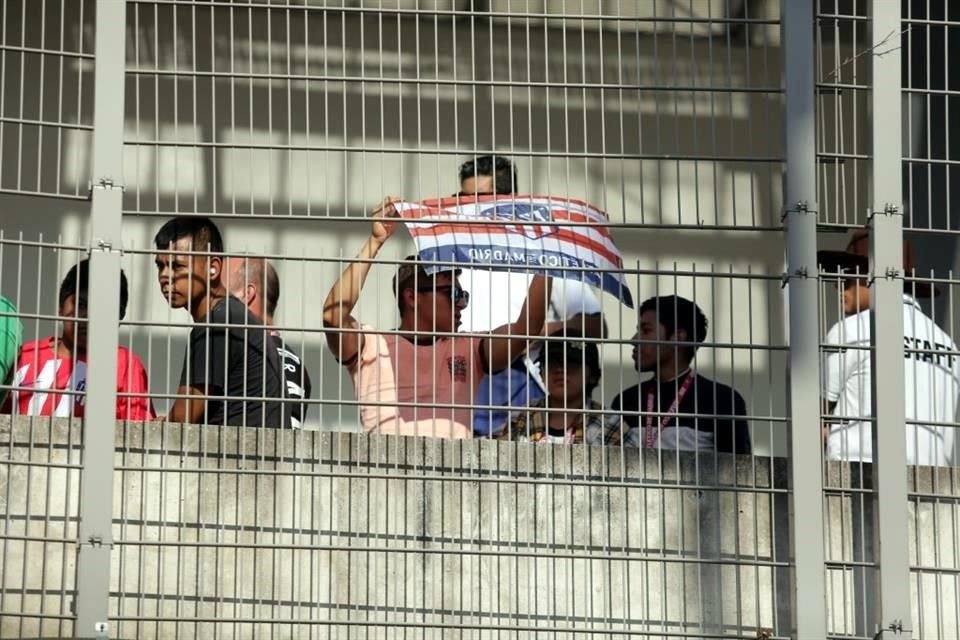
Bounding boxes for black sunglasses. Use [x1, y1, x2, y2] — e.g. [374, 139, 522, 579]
[418, 284, 470, 306]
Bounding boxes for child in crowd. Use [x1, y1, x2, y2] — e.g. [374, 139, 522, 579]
[3, 260, 154, 420]
[497, 330, 603, 444]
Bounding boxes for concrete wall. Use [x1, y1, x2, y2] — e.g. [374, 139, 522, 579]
[1, 416, 792, 639]
[3, 416, 959, 639]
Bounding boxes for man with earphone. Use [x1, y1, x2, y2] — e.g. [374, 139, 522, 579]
[154, 216, 286, 428]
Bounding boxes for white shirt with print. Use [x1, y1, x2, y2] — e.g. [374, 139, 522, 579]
[823, 295, 959, 466]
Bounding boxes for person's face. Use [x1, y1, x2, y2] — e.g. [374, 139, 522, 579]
[155, 236, 219, 309]
[59, 292, 88, 352]
[842, 277, 871, 316]
[636, 310, 675, 372]
[545, 355, 588, 403]
[460, 175, 496, 196]
[407, 272, 469, 333]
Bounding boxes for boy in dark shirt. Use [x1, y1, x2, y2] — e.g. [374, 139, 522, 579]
[153, 217, 285, 428]
[589, 295, 751, 454]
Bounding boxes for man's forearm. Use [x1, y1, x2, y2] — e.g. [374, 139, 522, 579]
[485, 275, 553, 372]
[164, 385, 207, 424]
[515, 275, 552, 336]
[560, 312, 606, 338]
[323, 236, 383, 326]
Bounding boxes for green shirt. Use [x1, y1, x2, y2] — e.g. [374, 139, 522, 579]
[0, 295, 22, 404]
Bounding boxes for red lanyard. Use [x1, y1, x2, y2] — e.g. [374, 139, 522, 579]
[644, 371, 696, 448]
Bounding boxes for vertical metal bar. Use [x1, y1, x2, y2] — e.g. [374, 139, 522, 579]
[781, 1, 828, 637]
[74, 0, 127, 636]
[868, 1, 913, 637]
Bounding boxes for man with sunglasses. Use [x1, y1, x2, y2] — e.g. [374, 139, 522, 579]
[322, 198, 552, 438]
[456, 155, 606, 437]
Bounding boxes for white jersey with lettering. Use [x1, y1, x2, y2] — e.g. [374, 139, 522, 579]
[823, 295, 959, 466]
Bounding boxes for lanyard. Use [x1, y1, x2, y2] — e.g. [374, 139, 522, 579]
[644, 371, 696, 448]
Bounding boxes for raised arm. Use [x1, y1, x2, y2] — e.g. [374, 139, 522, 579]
[322, 198, 399, 367]
[542, 312, 607, 341]
[480, 275, 553, 374]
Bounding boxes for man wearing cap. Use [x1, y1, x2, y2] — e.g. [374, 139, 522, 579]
[496, 330, 603, 444]
[818, 228, 959, 466]
[588, 295, 751, 453]
[322, 198, 553, 438]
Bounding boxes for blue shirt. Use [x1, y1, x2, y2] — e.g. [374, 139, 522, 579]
[473, 361, 545, 437]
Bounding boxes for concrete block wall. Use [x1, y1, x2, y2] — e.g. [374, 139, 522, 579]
[2, 416, 957, 639]
[2, 416, 789, 639]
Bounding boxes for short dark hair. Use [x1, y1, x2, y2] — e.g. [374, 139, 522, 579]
[639, 295, 708, 357]
[153, 216, 224, 254]
[59, 259, 130, 320]
[458, 155, 518, 194]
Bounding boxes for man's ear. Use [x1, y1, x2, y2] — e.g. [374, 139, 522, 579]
[402, 287, 416, 313]
[244, 281, 258, 306]
[57, 295, 70, 317]
[208, 255, 223, 281]
[672, 328, 688, 347]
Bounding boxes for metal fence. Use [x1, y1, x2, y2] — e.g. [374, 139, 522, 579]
[1, 0, 958, 638]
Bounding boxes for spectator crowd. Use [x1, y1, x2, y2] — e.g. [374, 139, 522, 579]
[1, 155, 958, 465]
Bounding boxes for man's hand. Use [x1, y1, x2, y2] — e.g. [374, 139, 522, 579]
[822, 399, 837, 448]
[371, 197, 401, 245]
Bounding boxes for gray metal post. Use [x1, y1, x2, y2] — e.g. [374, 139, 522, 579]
[74, 1, 127, 637]
[781, 1, 828, 637]
[868, 1, 913, 637]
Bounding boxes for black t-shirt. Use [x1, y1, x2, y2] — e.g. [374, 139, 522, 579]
[271, 333, 312, 428]
[180, 296, 285, 428]
[610, 371, 751, 454]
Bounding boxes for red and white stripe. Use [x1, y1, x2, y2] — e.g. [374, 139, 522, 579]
[395, 194, 629, 285]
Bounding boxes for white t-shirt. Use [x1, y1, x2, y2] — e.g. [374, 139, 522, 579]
[458, 268, 603, 389]
[459, 269, 602, 332]
[822, 295, 959, 466]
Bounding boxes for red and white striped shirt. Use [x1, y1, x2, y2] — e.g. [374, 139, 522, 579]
[4, 337, 155, 420]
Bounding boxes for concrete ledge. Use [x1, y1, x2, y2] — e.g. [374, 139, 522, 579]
[7, 416, 954, 638]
